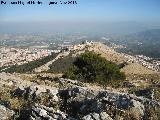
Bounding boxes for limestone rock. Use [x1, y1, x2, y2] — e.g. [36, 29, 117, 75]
[100, 112, 113, 120]
[0, 105, 15, 120]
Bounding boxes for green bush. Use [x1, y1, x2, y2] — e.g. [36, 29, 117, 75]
[48, 54, 75, 73]
[64, 51, 126, 84]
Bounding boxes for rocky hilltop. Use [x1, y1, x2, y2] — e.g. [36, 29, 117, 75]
[32, 42, 158, 74]
[0, 42, 160, 120]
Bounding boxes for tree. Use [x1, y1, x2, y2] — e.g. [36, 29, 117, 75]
[64, 51, 126, 84]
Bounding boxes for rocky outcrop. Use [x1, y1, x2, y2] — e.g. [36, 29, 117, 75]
[0, 105, 15, 120]
[58, 87, 146, 119]
[82, 112, 113, 120]
[30, 104, 67, 120]
[1, 76, 160, 120]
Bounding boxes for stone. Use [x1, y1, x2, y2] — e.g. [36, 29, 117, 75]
[82, 112, 112, 120]
[100, 112, 113, 120]
[39, 109, 48, 117]
[82, 114, 93, 120]
[46, 88, 58, 96]
[27, 86, 38, 95]
[46, 88, 59, 102]
[14, 86, 25, 97]
[30, 105, 68, 120]
[130, 99, 144, 118]
[0, 105, 15, 120]
[91, 113, 100, 120]
[29, 116, 36, 120]
[8, 81, 14, 86]
[68, 117, 77, 120]
[117, 95, 130, 109]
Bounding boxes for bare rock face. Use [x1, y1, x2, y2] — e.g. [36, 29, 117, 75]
[13, 85, 59, 101]
[0, 105, 15, 120]
[30, 105, 67, 120]
[29, 105, 114, 120]
[58, 86, 160, 119]
[100, 112, 113, 120]
[1, 77, 160, 120]
[82, 112, 113, 120]
[130, 99, 144, 115]
[59, 87, 145, 114]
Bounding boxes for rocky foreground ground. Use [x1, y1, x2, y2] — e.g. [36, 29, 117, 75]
[0, 73, 160, 120]
[0, 42, 160, 120]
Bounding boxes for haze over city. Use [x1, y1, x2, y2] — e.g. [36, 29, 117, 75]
[0, 0, 160, 34]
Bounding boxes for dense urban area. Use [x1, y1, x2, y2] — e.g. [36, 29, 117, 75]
[1, 34, 159, 72]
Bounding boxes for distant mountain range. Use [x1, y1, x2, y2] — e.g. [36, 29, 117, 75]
[113, 29, 160, 58]
[0, 21, 152, 35]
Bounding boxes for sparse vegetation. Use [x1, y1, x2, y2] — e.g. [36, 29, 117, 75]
[144, 107, 160, 120]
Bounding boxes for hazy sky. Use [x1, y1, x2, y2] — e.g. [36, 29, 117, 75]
[0, 0, 160, 34]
